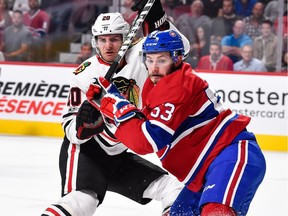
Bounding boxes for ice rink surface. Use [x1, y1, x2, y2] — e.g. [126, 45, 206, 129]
[0, 135, 287, 216]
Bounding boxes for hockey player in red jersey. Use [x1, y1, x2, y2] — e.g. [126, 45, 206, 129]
[41, 1, 191, 215]
[97, 30, 266, 215]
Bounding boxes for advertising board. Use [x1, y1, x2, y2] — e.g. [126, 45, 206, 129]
[0, 63, 287, 151]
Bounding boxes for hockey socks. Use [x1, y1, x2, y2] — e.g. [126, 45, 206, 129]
[41, 204, 72, 216]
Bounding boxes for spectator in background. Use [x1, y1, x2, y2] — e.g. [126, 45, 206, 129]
[174, 0, 211, 67]
[196, 25, 210, 58]
[234, 45, 267, 72]
[201, 0, 222, 19]
[122, 0, 143, 40]
[122, 0, 137, 24]
[197, 42, 233, 71]
[68, 0, 100, 43]
[221, 20, 252, 63]
[211, 0, 241, 43]
[6, 0, 14, 11]
[191, 24, 211, 64]
[258, 0, 271, 7]
[0, 0, 12, 45]
[13, 0, 29, 12]
[75, 42, 92, 64]
[243, 2, 266, 40]
[253, 20, 277, 72]
[39, 0, 68, 62]
[1, 10, 31, 61]
[233, 0, 258, 18]
[39, 0, 70, 34]
[23, 0, 51, 62]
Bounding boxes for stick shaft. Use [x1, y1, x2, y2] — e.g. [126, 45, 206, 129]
[104, 0, 156, 80]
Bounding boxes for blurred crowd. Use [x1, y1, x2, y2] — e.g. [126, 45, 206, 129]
[161, 0, 287, 72]
[0, 0, 108, 63]
[0, 0, 287, 73]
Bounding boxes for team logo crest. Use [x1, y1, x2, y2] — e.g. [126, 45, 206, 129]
[73, 62, 91, 75]
[169, 30, 177, 37]
[111, 77, 140, 108]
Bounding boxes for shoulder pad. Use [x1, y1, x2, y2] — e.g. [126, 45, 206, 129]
[73, 61, 91, 75]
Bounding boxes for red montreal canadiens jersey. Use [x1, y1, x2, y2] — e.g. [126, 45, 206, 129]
[115, 62, 250, 192]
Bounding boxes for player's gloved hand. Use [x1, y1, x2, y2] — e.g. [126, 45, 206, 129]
[100, 93, 140, 126]
[98, 77, 144, 126]
[86, 78, 103, 109]
[86, 76, 120, 109]
[76, 100, 104, 139]
[131, 0, 166, 31]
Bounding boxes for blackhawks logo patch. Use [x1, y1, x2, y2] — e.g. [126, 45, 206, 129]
[111, 77, 140, 108]
[73, 62, 91, 75]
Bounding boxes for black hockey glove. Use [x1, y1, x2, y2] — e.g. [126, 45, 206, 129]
[131, 0, 167, 34]
[76, 100, 104, 140]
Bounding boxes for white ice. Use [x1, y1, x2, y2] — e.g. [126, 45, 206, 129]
[0, 135, 287, 216]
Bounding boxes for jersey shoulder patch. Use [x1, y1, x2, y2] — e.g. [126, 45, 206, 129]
[73, 61, 91, 75]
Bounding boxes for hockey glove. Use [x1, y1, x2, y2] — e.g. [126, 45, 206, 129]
[76, 100, 104, 139]
[86, 77, 120, 109]
[96, 77, 144, 126]
[131, 0, 167, 34]
[100, 92, 141, 126]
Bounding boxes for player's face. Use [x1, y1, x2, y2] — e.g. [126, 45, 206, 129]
[96, 34, 123, 62]
[145, 52, 174, 84]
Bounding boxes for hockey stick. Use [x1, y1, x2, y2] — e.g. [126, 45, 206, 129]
[104, 0, 156, 80]
[87, 0, 156, 108]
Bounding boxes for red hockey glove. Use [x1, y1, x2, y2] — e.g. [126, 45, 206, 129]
[86, 78, 102, 109]
[100, 92, 142, 126]
[76, 100, 104, 140]
[86, 77, 120, 109]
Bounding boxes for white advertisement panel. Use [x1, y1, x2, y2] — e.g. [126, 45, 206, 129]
[0, 63, 73, 123]
[198, 72, 288, 136]
[0, 63, 287, 139]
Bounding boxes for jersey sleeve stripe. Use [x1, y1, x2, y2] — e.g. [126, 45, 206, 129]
[170, 118, 213, 149]
[149, 120, 175, 135]
[171, 102, 222, 147]
[142, 120, 174, 151]
[142, 122, 158, 152]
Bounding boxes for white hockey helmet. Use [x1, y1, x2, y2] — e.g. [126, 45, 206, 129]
[91, 12, 130, 39]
